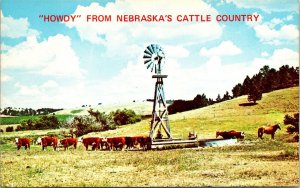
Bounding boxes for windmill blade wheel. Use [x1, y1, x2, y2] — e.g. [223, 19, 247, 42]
[143, 44, 165, 74]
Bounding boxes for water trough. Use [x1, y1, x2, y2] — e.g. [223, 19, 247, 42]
[150, 138, 238, 149]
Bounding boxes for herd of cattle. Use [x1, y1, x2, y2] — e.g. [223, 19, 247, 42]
[14, 130, 246, 151]
[15, 136, 151, 151]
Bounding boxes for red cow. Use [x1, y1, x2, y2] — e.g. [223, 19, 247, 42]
[81, 137, 102, 151]
[216, 130, 245, 139]
[36, 136, 58, 151]
[15, 138, 31, 150]
[107, 137, 126, 151]
[60, 138, 78, 150]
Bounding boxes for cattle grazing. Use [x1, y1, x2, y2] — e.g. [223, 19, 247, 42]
[15, 138, 31, 150]
[36, 136, 58, 151]
[216, 130, 245, 139]
[107, 137, 126, 151]
[60, 138, 78, 150]
[258, 123, 281, 139]
[81, 137, 102, 151]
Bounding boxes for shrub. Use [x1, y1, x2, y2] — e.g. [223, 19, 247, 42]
[66, 115, 110, 137]
[6, 126, 14, 132]
[110, 108, 141, 126]
[16, 115, 60, 131]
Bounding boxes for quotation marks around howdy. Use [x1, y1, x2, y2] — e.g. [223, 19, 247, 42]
[39, 15, 82, 22]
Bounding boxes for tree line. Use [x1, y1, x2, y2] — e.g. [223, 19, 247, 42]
[0, 107, 63, 116]
[232, 65, 298, 99]
[168, 65, 299, 114]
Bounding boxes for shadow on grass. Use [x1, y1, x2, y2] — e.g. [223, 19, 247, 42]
[239, 102, 258, 106]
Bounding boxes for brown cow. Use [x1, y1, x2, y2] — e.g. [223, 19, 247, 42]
[107, 137, 126, 151]
[36, 136, 58, 151]
[60, 138, 78, 150]
[80, 137, 102, 151]
[15, 138, 31, 150]
[216, 130, 245, 139]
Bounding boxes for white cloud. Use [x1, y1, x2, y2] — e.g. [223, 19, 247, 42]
[1, 42, 12, 53]
[41, 80, 59, 89]
[253, 24, 298, 45]
[2, 34, 84, 78]
[1, 74, 12, 82]
[246, 14, 299, 45]
[1, 11, 40, 38]
[245, 12, 262, 27]
[251, 48, 299, 71]
[164, 45, 190, 59]
[2, 47, 298, 108]
[261, 51, 269, 57]
[14, 82, 43, 96]
[66, 0, 222, 47]
[199, 40, 242, 57]
[285, 15, 293, 21]
[226, 0, 298, 13]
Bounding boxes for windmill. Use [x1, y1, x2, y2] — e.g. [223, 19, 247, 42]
[143, 44, 172, 144]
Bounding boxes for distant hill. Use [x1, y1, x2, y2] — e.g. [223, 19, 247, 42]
[55, 101, 153, 116]
[88, 87, 299, 140]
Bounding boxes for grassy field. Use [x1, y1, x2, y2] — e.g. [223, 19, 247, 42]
[0, 114, 73, 126]
[0, 87, 299, 187]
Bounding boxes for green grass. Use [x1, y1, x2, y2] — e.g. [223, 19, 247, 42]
[0, 87, 299, 187]
[0, 115, 73, 125]
[0, 116, 39, 125]
[70, 109, 83, 114]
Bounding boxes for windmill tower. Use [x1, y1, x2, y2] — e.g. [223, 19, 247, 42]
[143, 44, 172, 143]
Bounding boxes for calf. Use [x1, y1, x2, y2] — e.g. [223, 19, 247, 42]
[107, 137, 126, 151]
[15, 138, 31, 150]
[216, 130, 245, 139]
[60, 138, 78, 150]
[36, 136, 58, 151]
[81, 137, 102, 151]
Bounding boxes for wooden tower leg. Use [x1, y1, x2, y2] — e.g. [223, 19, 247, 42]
[149, 75, 172, 146]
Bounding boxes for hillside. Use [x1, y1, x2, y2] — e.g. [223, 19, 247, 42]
[1, 87, 298, 187]
[88, 87, 299, 140]
[55, 101, 153, 116]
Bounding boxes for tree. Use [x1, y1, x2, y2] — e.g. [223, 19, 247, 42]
[242, 76, 251, 95]
[216, 94, 222, 102]
[232, 83, 243, 98]
[284, 113, 299, 134]
[87, 108, 108, 126]
[222, 91, 232, 101]
[247, 83, 262, 103]
[193, 93, 208, 108]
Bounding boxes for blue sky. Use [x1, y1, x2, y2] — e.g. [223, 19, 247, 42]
[1, 0, 299, 108]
